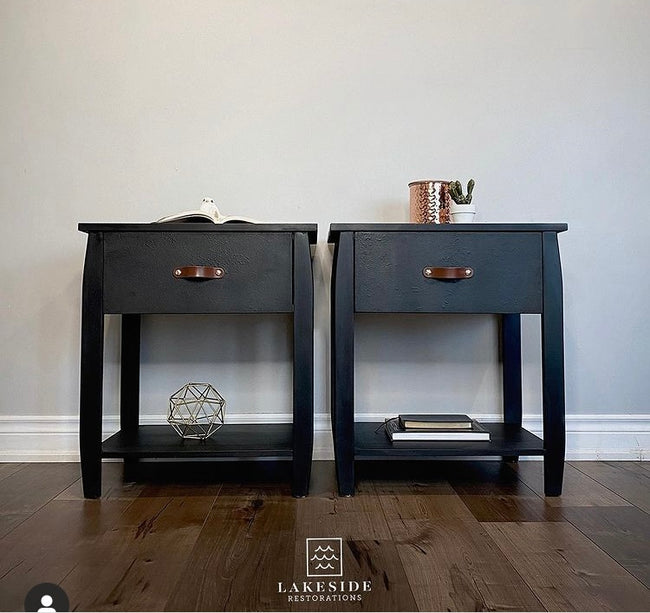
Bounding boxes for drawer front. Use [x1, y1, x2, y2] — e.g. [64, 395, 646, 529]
[103, 232, 293, 313]
[355, 232, 542, 313]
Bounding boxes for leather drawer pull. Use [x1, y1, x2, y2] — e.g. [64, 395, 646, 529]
[423, 266, 474, 279]
[173, 266, 225, 279]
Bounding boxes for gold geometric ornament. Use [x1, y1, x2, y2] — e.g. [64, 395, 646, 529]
[167, 382, 226, 440]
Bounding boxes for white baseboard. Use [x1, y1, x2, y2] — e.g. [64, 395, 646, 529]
[0, 414, 648, 462]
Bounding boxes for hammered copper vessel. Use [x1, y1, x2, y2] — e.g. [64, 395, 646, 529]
[409, 180, 451, 224]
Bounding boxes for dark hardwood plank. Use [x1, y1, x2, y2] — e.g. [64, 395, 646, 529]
[0, 464, 25, 483]
[358, 460, 456, 494]
[287, 540, 416, 613]
[377, 482, 544, 611]
[460, 494, 564, 522]
[444, 460, 563, 521]
[290, 458, 397, 606]
[0, 514, 30, 540]
[485, 521, 650, 611]
[56, 463, 222, 501]
[295, 481, 392, 542]
[0, 463, 80, 524]
[562, 505, 650, 588]
[0, 465, 29, 536]
[570, 461, 650, 513]
[1, 461, 648, 611]
[374, 481, 475, 523]
[137, 482, 222, 498]
[512, 460, 630, 506]
[63, 495, 215, 611]
[448, 459, 540, 496]
[307, 460, 338, 497]
[617, 461, 650, 477]
[55, 462, 144, 501]
[392, 519, 544, 611]
[0, 499, 132, 612]
[346, 540, 415, 612]
[165, 485, 296, 611]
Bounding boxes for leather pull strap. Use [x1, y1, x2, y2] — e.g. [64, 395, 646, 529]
[423, 266, 474, 279]
[172, 266, 225, 279]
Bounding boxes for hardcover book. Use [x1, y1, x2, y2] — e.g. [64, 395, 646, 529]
[398, 414, 473, 430]
[385, 417, 490, 442]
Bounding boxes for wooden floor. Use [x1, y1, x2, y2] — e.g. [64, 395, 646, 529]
[0, 460, 649, 612]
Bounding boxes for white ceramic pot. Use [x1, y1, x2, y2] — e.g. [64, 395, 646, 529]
[450, 202, 476, 223]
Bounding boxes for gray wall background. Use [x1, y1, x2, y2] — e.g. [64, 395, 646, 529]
[1, 1, 649, 456]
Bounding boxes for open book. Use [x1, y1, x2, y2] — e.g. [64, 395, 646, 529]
[157, 198, 260, 224]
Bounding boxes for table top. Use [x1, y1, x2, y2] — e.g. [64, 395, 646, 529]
[328, 223, 568, 242]
[79, 223, 318, 244]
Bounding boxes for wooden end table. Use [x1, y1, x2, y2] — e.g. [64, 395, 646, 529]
[79, 223, 316, 498]
[328, 223, 567, 496]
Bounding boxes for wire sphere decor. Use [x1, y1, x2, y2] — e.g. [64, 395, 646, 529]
[167, 382, 226, 440]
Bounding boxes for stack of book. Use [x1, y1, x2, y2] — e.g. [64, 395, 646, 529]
[384, 414, 490, 442]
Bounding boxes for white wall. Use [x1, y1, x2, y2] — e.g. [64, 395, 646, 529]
[1, 0, 649, 460]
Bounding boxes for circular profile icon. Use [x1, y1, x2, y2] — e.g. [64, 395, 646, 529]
[24, 583, 70, 612]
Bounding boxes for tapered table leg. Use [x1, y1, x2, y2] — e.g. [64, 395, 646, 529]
[292, 232, 314, 497]
[331, 232, 355, 496]
[80, 233, 104, 498]
[542, 232, 565, 496]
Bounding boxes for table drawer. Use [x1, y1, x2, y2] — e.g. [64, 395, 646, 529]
[355, 232, 542, 313]
[103, 232, 293, 313]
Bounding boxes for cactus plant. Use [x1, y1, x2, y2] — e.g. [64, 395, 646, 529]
[449, 179, 475, 204]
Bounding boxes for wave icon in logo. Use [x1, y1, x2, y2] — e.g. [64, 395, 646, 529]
[306, 538, 343, 577]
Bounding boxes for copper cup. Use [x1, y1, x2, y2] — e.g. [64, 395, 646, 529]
[409, 180, 451, 224]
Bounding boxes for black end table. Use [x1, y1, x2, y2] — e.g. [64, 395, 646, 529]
[328, 223, 567, 496]
[79, 223, 316, 498]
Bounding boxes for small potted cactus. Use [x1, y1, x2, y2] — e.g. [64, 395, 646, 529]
[449, 179, 476, 223]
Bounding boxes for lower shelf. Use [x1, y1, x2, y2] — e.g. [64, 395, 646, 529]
[102, 424, 293, 460]
[355, 422, 545, 459]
